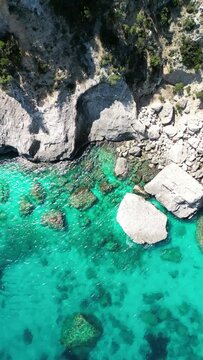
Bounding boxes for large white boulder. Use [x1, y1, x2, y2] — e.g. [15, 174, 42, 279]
[144, 163, 203, 218]
[117, 193, 168, 244]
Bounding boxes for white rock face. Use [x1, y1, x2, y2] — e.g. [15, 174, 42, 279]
[144, 163, 203, 218]
[117, 193, 168, 244]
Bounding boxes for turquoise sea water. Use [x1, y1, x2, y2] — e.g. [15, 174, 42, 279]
[0, 145, 201, 360]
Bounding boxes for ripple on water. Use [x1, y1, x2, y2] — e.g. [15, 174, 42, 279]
[0, 145, 201, 360]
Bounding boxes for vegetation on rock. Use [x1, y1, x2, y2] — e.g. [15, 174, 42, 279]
[0, 34, 21, 86]
[180, 38, 203, 70]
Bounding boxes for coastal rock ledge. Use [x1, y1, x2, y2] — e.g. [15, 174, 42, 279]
[117, 193, 167, 244]
[144, 164, 203, 219]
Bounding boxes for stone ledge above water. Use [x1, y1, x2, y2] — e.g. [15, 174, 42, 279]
[144, 163, 203, 219]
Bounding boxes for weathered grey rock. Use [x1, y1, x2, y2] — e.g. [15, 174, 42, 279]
[188, 137, 200, 149]
[0, 0, 9, 35]
[187, 119, 202, 134]
[0, 80, 141, 161]
[164, 125, 177, 138]
[76, 81, 138, 145]
[129, 146, 141, 156]
[148, 125, 160, 140]
[117, 193, 167, 244]
[151, 102, 163, 113]
[168, 140, 188, 163]
[144, 163, 203, 218]
[164, 69, 202, 85]
[0, 89, 74, 161]
[114, 157, 128, 178]
[159, 102, 174, 125]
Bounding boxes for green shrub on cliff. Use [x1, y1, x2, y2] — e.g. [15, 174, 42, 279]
[0, 34, 22, 86]
[196, 91, 203, 101]
[182, 17, 196, 32]
[180, 38, 203, 70]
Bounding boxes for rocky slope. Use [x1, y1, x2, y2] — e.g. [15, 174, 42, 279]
[0, 0, 202, 179]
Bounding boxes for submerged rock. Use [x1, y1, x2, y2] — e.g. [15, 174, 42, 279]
[144, 163, 203, 219]
[140, 311, 158, 326]
[197, 216, 203, 250]
[19, 195, 35, 216]
[31, 181, 46, 204]
[0, 181, 9, 203]
[145, 332, 169, 360]
[117, 193, 167, 244]
[60, 313, 102, 350]
[23, 328, 33, 345]
[161, 247, 182, 263]
[41, 210, 65, 229]
[99, 181, 116, 194]
[69, 187, 97, 210]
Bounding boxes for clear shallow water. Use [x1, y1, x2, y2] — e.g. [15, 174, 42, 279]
[0, 146, 201, 360]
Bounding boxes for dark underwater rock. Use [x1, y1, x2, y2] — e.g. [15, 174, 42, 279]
[99, 181, 116, 194]
[140, 311, 159, 326]
[0, 209, 7, 221]
[101, 237, 121, 252]
[143, 292, 164, 304]
[19, 195, 35, 216]
[0, 181, 9, 203]
[60, 313, 102, 350]
[23, 328, 33, 345]
[161, 247, 182, 263]
[69, 187, 97, 210]
[197, 216, 203, 250]
[41, 210, 65, 230]
[92, 283, 112, 308]
[145, 332, 169, 360]
[31, 181, 46, 204]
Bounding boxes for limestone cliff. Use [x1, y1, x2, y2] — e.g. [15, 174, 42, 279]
[0, 0, 202, 162]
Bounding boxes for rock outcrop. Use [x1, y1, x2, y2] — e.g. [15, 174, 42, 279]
[117, 193, 168, 244]
[75, 81, 139, 147]
[0, 80, 141, 161]
[144, 164, 203, 218]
